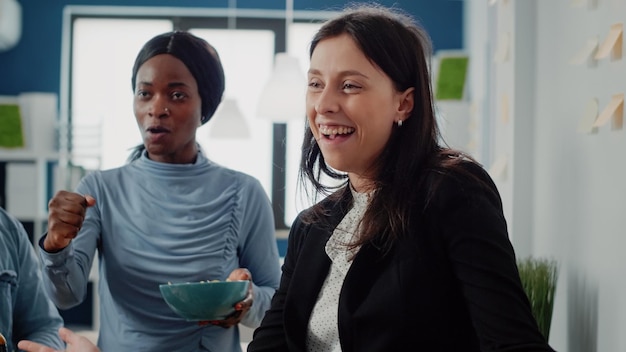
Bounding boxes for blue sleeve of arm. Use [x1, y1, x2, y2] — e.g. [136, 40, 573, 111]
[12, 217, 65, 350]
[38, 177, 99, 310]
[237, 177, 282, 328]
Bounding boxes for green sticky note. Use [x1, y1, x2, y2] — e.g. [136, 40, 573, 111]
[0, 104, 25, 148]
[435, 56, 469, 100]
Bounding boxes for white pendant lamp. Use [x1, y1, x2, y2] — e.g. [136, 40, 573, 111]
[256, 0, 306, 123]
[209, 98, 250, 139]
[256, 52, 306, 122]
[0, 0, 22, 52]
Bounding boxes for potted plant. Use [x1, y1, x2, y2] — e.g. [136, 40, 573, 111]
[517, 256, 559, 340]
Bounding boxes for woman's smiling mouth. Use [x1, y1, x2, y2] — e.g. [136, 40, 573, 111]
[319, 124, 355, 139]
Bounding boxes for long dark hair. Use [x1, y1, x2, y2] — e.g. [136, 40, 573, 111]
[127, 31, 225, 161]
[300, 4, 478, 250]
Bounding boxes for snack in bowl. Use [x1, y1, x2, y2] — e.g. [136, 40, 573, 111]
[159, 280, 248, 321]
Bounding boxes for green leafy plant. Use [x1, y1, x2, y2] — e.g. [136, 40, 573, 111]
[517, 256, 559, 340]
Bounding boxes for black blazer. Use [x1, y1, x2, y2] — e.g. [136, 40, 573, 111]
[249, 163, 555, 352]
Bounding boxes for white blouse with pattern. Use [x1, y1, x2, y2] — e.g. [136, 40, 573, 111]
[306, 188, 370, 352]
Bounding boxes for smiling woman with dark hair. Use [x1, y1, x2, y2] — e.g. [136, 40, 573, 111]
[249, 4, 556, 352]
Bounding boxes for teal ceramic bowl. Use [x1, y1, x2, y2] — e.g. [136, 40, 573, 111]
[159, 280, 248, 321]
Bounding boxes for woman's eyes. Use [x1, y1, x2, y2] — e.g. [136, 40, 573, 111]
[308, 80, 321, 89]
[136, 90, 151, 99]
[307, 80, 362, 91]
[342, 83, 361, 90]
[135, 90, 186, 100]
[171, 92, 186, 100]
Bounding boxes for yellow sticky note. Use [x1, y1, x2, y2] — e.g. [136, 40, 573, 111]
[577, 98, 599, 134]
[593, 93, 624, 129]
[494, 32, 510, 64]
[489, 0, 509, 5]
[594, 23, 623, 60]
[501, 94, 510, 124]
[488, 155, 508, 181]
[570, 37, 599, 65]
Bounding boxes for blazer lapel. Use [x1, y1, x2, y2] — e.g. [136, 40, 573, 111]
[286, 193, 352, 350]
[337, 239, 395, 351]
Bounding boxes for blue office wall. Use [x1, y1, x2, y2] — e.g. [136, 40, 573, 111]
[0, 0, 462, 96]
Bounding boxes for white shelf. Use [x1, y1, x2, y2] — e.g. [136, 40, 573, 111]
[0, 149, 60, 161]
[1, 150, 61, 242]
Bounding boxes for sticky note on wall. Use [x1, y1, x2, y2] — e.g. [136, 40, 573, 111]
[595, 23, 623, 61]
[0, 104, 25, 148]
[577, 98, 599, 134]
[501, 94, 510, 124]
[488, 154, 508, 181]
[570, 37, 599, 65]
[435, 56, 469, 101]
[494, 32, 511, 64]
[593, 93, 624, 130]
[489, 0, 510, 6]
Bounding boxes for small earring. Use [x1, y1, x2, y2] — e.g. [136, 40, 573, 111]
[397, 119, 403, 127]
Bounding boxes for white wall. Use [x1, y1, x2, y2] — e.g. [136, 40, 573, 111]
[534, 1, 626, 351]
[469, 0, 626, 351]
